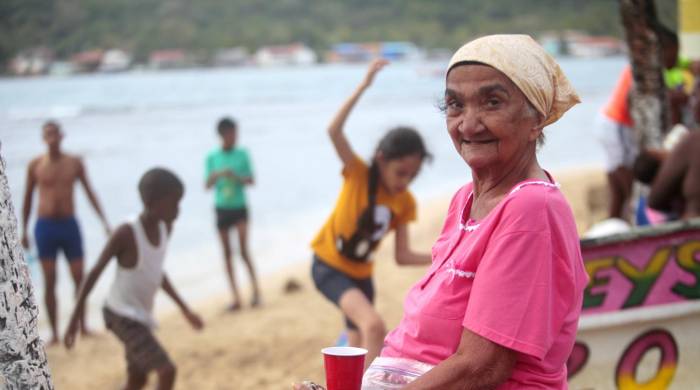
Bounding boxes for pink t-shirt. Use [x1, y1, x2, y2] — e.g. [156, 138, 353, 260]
[382, 178, 588, 389]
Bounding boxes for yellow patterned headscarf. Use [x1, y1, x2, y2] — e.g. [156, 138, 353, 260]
[447, 34, 580, 127]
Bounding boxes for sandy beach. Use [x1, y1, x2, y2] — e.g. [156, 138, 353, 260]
[45, 166, 608, 389]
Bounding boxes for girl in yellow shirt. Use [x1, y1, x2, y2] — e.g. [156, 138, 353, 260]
[310, 59, 432, 368]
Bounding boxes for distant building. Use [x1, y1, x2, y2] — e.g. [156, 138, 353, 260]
[539, 33, 564, 56]
[326, 41, 424, 63]
[380, 42, 424, 61]
[213, 47, 250, 67]
[326, 43, 379, 63]
[99, 49, 131, 72]
[567, 35, 625, 57]
[149, 49, 189, 69]
[72, 50, 104, 73]
[8, 48, 53, 76]
[254, 43, 317, 66]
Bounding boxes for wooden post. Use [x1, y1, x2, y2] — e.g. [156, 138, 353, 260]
[619, 0, 668, 149]
[0, 143, 53, 389]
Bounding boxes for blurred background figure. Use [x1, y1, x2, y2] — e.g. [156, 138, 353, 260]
[648, 79, 700, 219]
[205, 117, 261, 311]
[311, 59, 432, 369]
[594, 24, 682, 223]
[21, 120, 111, 345]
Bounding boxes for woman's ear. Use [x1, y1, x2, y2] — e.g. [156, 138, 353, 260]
[528, 113, 545, 142]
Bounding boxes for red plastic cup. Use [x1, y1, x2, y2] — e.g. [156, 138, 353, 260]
[322, 346, 368, 390]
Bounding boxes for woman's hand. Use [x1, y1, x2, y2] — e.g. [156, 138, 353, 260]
[361, 58, 389, 89]
[292, 381, 325, 390]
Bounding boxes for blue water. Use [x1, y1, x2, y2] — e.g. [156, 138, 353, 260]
[0, 58, 623, 334]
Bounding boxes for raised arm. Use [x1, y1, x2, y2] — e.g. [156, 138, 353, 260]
[394, 224, 431, 265]
[77, 158, 110, 234]
[403, 329, 516, 389]
[64, 224, 130, 348]
[161, 274, 204, 330]
[328, 58, 389, 168]
[21, 160, 37, 249]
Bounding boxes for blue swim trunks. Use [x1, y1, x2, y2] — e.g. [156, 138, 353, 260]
[34, 217, 84, 261]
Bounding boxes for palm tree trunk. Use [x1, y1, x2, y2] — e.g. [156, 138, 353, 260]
[619, 0, 669, 149]
[0, 144, 53, 389]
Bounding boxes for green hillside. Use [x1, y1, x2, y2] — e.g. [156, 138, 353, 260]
[0, 0, 677, 64]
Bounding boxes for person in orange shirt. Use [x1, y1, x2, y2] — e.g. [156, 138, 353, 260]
[596, 25, 681, 221]
[311, 59, 432, 368]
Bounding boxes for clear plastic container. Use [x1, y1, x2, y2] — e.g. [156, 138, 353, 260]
[361, 357, 434, 389]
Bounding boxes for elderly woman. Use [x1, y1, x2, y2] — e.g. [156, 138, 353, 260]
[374, 34, 589, 389]
[296, 35, 588, 390]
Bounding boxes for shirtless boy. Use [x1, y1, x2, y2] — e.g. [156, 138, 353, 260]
[21, 120, 110, 344]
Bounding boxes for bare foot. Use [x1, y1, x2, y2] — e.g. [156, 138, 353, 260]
[47, 337, 60, 347]
[81, 328, 94, 338]
[226, 302, 242, 312]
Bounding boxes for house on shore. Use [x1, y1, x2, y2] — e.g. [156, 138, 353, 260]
[213, 47, 250, 67]
[99, 49, 132, 72]
[71, 50, 104, 73]
[8, 48, 53, 76]
[148, 49, 190, 69]
[254, 43, 317, 66]
[325, 41, 424, 63]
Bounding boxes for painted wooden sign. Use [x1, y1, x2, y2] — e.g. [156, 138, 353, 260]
[569, 220, 700, 389]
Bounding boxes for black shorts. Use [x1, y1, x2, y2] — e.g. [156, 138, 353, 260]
[216, 207, 248, 230]
[311, 255, 374, 330]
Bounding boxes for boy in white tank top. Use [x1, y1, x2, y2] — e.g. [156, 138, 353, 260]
[64, 168, 203, 390]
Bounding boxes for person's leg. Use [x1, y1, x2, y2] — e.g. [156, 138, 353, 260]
[235, 220, 261, 306]
[339, 289, 385, 370]
[311, 257, 379, 364]
[104, 307, 173, 390]
[65, 217, 90, 334]
[39, 259, 59, 345]
[155, 363, 176, 390]
[346, 329, 361, 347]
[35, 218, 60, 344]
[124, 372, 147, 390]
[608, 166, 634, 220]
[68, 259, 91, 335]
[218, 227, 242, 309]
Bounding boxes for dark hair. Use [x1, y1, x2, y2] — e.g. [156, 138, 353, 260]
[217, 117, 237, 135]
[138, 168, 184, 204]
[42, 120, 61, 131]
[358, 126, 430, 238]
[632, 150, 661, 185]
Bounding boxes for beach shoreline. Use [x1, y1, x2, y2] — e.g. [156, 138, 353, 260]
[45, 165, 608, 389]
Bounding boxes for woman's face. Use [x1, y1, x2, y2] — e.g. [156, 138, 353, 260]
[444, 64, 542, 172]
[377, 153, 423, 195]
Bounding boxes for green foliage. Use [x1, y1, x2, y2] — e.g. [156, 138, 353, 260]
[0, 0, 677, 66]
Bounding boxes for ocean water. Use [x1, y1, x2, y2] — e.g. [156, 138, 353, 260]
[1, 58, 623, 334]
